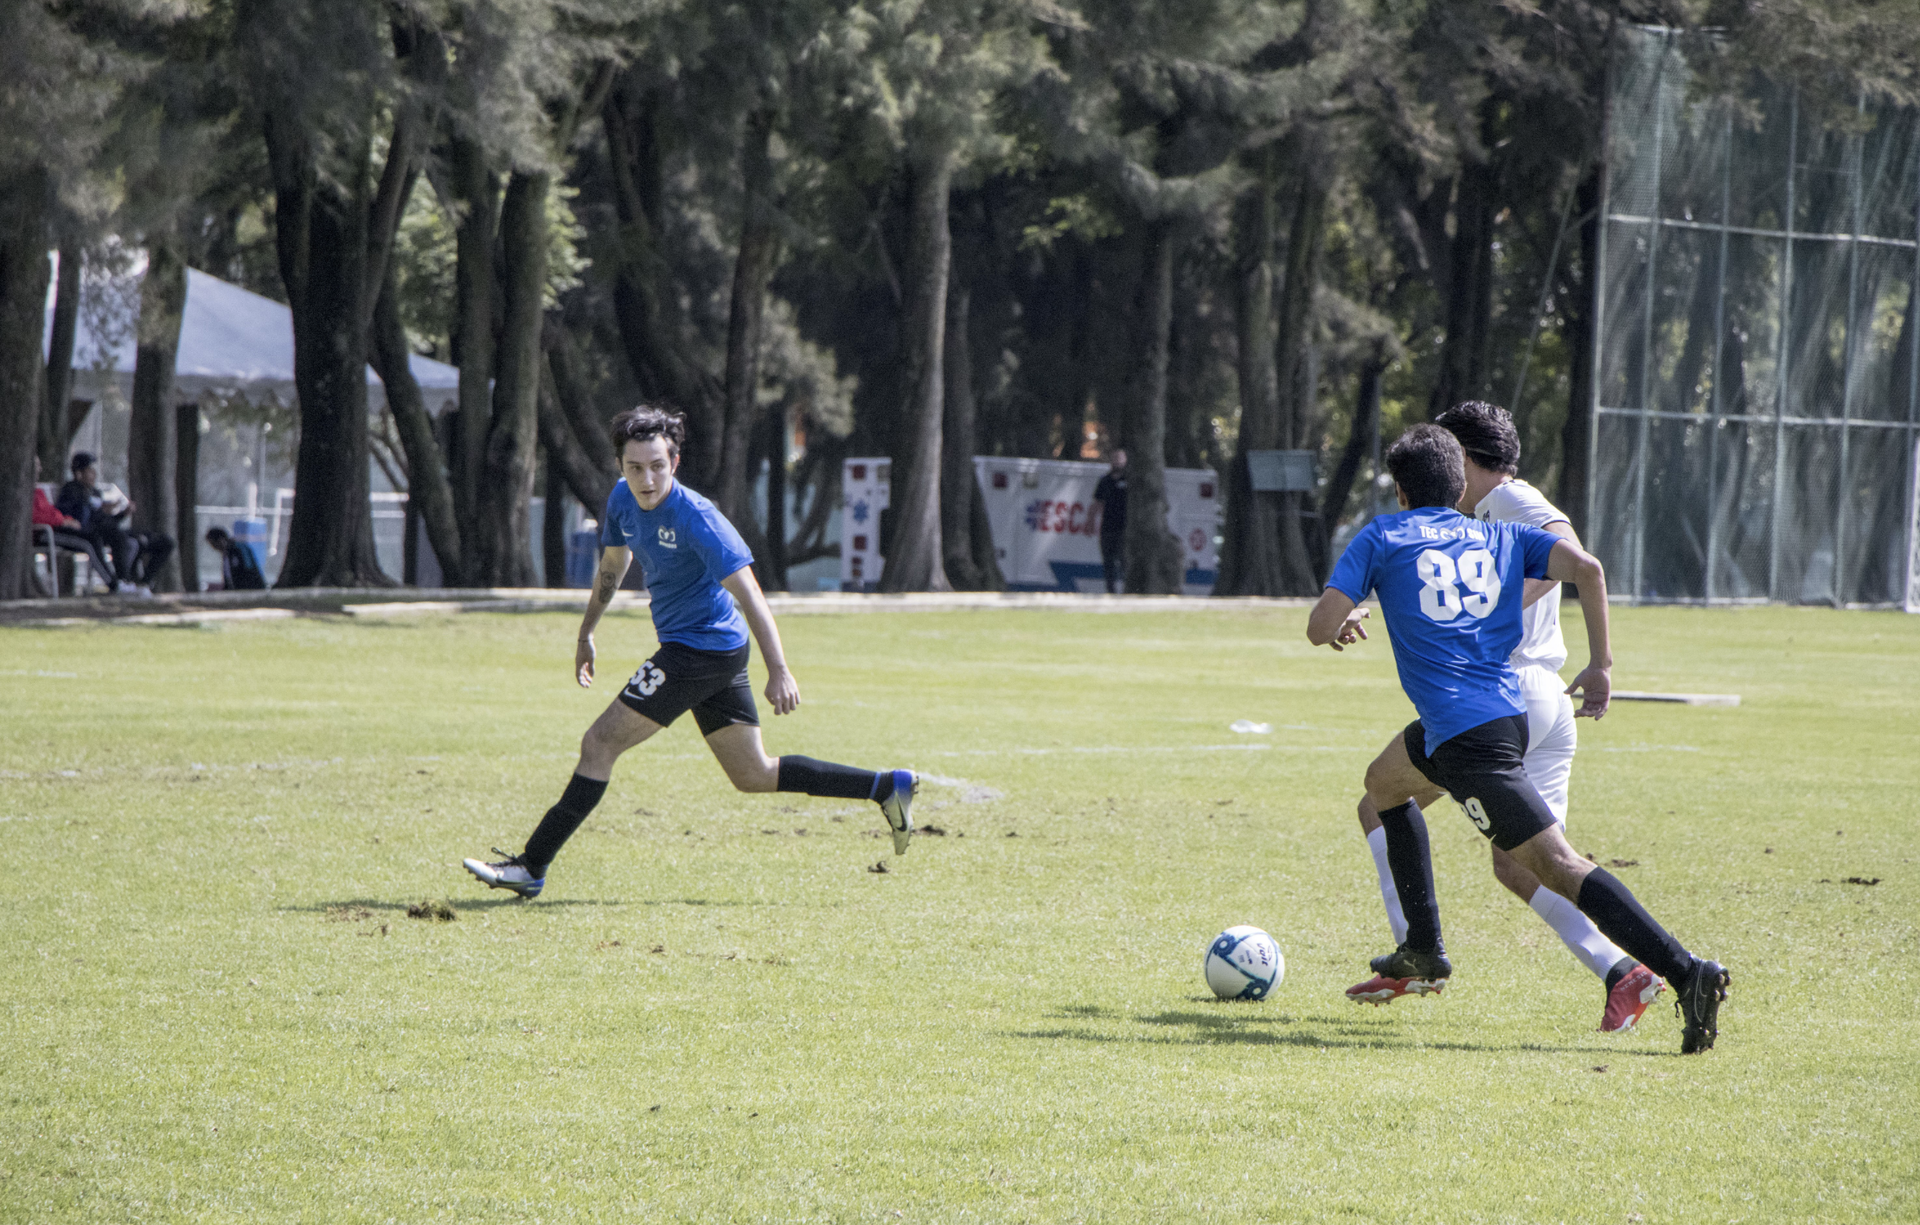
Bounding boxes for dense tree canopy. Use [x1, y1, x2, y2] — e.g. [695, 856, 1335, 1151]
[3, 0, 1915, 598]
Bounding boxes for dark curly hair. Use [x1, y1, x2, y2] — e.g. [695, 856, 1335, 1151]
[1433, 400, 1521, 475]
[608, 404, 688, 457]
[1386, 424, 1466, 510]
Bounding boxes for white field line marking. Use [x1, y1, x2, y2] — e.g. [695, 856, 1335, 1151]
[914, 773, 1006, 803]
[925, 743, 1370, 757]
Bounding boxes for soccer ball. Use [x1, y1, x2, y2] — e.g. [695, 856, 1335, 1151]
[1204, 925, 1284, 1000]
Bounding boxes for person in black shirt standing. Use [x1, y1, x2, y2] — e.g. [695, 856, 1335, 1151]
[1093, 448, 1127, 594]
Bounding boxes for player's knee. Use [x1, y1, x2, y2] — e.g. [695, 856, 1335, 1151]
[1356, 795, 1380, 834]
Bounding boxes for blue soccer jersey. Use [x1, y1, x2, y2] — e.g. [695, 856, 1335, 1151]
[1326, 505, 1563, 748]
[600, 480, 754, 652]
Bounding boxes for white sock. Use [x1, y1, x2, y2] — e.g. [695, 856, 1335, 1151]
[1529, 886, 1629, 981]
[1367, 825, 1409, 946]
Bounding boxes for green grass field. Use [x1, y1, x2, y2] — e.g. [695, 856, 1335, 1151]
[3, 603, 1916, 1222]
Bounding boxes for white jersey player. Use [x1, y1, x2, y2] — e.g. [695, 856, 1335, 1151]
[1343, 401, 1667, 1033]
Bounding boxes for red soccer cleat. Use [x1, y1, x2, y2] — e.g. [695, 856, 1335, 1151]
[1346, 974, 1446, 1005]
[1600, 963, 1666, 1032]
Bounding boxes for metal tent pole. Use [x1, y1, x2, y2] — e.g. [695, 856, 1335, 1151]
[1768, 93, 1798, 601]
[1834, 100, 1865, 606]
[1631, 36, 1671, 601]
[1705, 108, 1733, 601]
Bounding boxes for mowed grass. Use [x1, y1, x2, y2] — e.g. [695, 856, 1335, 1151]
[2, 602, 1915, 1223]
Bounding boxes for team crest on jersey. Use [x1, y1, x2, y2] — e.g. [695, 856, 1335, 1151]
[657, 527, 678, 549]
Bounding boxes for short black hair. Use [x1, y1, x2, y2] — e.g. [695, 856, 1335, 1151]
[1433, 400, 1521, 475]
[1386, 424, 1466, 509]
[609, 404, 687, 458]
[71, 451, 96, 474]
[205, 527, 232, 546]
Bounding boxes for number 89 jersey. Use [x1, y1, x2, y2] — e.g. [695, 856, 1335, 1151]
[1326, 505, 1563, 749]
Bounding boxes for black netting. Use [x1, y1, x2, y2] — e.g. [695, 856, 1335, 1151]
[1597, 27, 1920, 605]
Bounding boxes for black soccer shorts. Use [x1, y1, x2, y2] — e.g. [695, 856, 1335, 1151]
[617, 641, 759, 736]
[1403, 713, 1557, 851]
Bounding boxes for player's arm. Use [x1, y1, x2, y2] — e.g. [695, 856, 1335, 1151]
[1306, 588, 1370, 651]
[575, 545, 632, 687]
[721, 566, 800, 716]
[1523, 520, 1578, 608]
[1544, 539, 1612, 719]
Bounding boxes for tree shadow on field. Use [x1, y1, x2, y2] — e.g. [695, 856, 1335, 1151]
[1012, 1004, 1671, 1057]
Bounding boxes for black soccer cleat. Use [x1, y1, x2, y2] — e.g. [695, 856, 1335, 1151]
[1368, 943, 1452, 992]
[1674, 957, 1730, 1054]
[462, 848, 546, 899]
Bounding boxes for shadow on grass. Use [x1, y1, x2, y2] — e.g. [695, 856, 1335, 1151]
[281, 897, 626, 914]
[1013, 1004, 1676, 1057]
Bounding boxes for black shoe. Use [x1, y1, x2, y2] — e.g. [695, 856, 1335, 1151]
[1675, 957, 1730, 1054]
[1368, 943, 1452, 984]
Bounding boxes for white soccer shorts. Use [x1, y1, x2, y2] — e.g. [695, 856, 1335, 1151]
[1517, 664, 1577, 824]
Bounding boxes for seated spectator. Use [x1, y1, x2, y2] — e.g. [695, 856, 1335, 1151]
[205, 526, 267, 591]
[58, 451, 174, 595]
[32, 453, 121, 596]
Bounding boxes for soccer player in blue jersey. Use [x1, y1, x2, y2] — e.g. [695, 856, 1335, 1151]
[1307, 424, 1729, 1054]
[1346, 402, 1665, 1034]
[463, 405, 915, 899]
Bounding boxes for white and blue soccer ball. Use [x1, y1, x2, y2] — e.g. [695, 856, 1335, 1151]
[1204, 925, 1284, 1000]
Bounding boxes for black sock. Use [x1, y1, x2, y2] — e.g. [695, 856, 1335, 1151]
[522, 773, 608, 869]
[1576, 868, 1690, 985]
[1603, 956, 1639, 993]
[1377, 800, 1444, 954]
[776, 756, 884, 802]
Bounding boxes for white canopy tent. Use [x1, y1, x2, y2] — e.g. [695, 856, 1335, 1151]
[49, 261, 459, 412]
[44, 256, 462, 586]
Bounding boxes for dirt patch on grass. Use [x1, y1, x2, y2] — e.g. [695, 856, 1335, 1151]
[406, 899, 457, 921]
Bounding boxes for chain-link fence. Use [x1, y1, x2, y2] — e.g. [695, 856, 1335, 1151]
[1592, 26, 1920, 608]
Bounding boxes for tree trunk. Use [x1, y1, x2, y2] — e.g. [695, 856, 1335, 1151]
[537, 355, 615, 514]
[1322, 341, 1386, 541]
[1558, 167, 1601, 537]
[265, 107, 389, 588]
[542, 447, 568, 588]
[718, 107, 778, 526]
[129, 239, 186, 593]
[448, 135, 499, 576]
[0, 168, 51, 600]
[761, 405, 789, 591]
[1273, 168, 1329, 591]
[372, 260, 463, 585]
[547, 324, 617, 479]
[39, 241, 80, 476]
[602, 83, 726, 490]
[1428, 152, 1498, 418]
[940, 277, 984, 589]
[879, 152, 955, 593]
[175, 403, 201, 592]
[1219, 154, 1284, 596]
[474, 169, 551, 588]
[1125, 219, 1187, 596]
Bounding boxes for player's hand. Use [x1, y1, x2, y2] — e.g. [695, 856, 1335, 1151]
[576, 636, 596, 688]
[764, 664, 800, 716]
[1566, 665, 1611, 719]
[1329, 606, 1371, 651]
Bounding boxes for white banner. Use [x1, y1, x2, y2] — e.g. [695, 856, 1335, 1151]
[841, 456, 1220, 593]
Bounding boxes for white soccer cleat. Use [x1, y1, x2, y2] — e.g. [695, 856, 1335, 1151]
[878, 770, 916, 855]
[462, 849, 545, 899]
